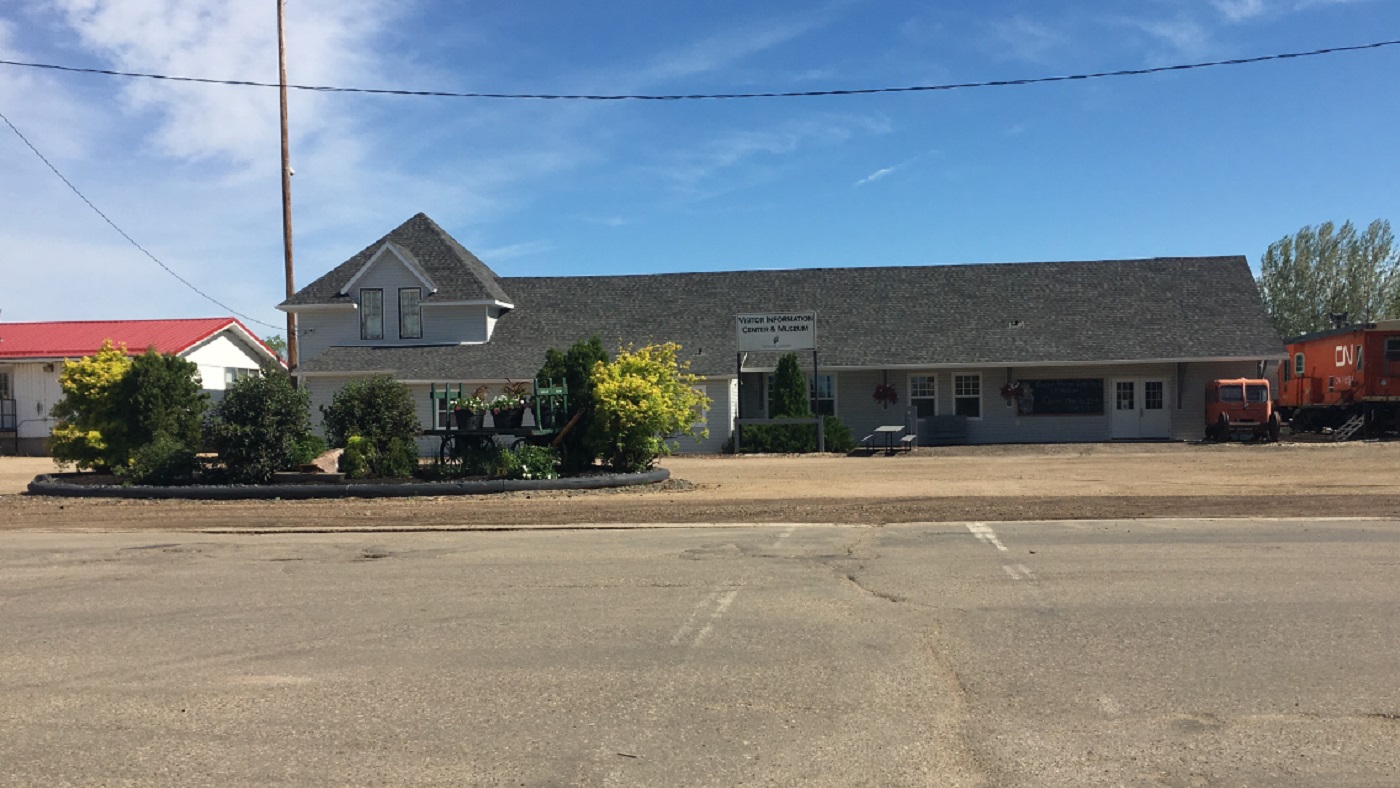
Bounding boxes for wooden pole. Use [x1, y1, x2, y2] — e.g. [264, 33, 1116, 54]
[277, 0, 298, 374]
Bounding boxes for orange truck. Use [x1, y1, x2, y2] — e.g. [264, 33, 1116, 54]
[1204, 378, 1280, 442]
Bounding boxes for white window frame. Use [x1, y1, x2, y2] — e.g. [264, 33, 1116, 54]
[399, 287, 422, 339]
[223, 367, 256, 386]
[908, 373, 937, 418]
[954, 374, 982, 420]
[1294, 352, 1305, 376]
[360, 288, 384, 340]
[435, 396, 451, 430]
[1144, 380, 1165, 411]
[692, 384, 709, 430]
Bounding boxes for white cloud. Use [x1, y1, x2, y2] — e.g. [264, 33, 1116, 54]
[476, 239, 554, 262]
[855, 166, 897, 186]
[657, 115, 892, 193]
[1212, 0, 1268, 21]
[46, 0, 395, 167]
[986, 15, 1065, 62]
[1118, 16, 1213, 59]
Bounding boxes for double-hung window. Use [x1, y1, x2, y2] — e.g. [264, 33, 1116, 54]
[909, 374, 936, 417]
[954, 374, 981, 418]
[360, 288, 384, 340]
[399, 288, 422, 339]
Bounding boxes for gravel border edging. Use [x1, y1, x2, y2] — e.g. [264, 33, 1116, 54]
[26, 468, 670, 500]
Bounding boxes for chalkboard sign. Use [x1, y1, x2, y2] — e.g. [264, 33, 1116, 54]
[1015, 379, 1104, 415]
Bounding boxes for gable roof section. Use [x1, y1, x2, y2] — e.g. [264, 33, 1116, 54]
[0, 318, 279, 361]
[280, 213, 512, 309]
[297, 256, 1285, 380]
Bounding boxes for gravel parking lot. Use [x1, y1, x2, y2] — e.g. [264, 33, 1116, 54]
[5, 440, 1400, 530]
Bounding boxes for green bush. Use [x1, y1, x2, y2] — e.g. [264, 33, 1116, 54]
[341, 435, 373, 479]
[729, 415, 857, 454]
[822, 415, 857, 453]
[291, 434, 327, 467]
[339, 435, 419, 480]
[321, 376, 421, 478]
[495, 444, 560, 480]
[119, 349, 208, 452]
[205, 367, 313, 484]
[119, 431, 199, 485]
[590, 343, 710, 472]
[537, 337, 610, 472]
[51, 342, 207, 473]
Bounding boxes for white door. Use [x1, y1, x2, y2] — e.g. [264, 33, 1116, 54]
[1111, 379, 1170, 439]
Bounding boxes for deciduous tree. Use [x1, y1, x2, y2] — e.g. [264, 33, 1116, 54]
[1257, 219, 1398, 338]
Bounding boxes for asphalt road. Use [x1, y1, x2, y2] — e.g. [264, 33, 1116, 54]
[2, 520, 1398, 786]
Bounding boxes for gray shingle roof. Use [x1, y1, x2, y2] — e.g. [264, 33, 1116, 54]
[297, 255, 1285, 380]
[280, 213, 512, 307]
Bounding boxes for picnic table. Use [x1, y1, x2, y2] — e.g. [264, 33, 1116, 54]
[861, 424, 914, 453]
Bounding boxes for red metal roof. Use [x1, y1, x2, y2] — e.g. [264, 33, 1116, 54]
[0, 318, 270, 359]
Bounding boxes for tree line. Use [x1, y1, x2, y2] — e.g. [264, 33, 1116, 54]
[1256, 219, 1398, 339]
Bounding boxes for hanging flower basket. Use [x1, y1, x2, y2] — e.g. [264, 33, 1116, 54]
[873, 383, 898, 409]
[1000, 381, 1024, 401]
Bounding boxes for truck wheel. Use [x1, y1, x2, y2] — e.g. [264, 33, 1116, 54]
[1216, 413, 1230, 442]
[1268, 413, 1282, 443]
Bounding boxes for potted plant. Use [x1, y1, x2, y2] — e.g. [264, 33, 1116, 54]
[873, 383, 898, 409]
[493, 380, 533, 428]
[452, 386, 490, 430]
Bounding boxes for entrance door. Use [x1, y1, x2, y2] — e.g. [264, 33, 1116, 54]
[1111, 379, 1170, 439]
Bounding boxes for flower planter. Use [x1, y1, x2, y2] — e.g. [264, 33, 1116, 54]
[453, 409, 484, 430]
[494, 408, 524, 429]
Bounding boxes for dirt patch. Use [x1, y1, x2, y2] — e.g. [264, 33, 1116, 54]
[4, 441, 1400, 530]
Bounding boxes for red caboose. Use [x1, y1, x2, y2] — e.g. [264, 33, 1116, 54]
[1278, 319, 1400, 435]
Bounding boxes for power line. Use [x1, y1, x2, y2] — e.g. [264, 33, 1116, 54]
[0, 108, 283, 332]
[1, 39, 1397, 101]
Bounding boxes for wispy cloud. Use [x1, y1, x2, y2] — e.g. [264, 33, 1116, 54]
[986, 15, 1065, 62]
[1212, 0, 1267, 22]
[657, 115, 892, 193]
[855, 166, 898, 186]
[853, 151, 934, 187]
[477, 239, 555, 262]
[1117, 16, 1213, 59]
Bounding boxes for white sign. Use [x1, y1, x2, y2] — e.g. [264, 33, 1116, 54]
[736, 312, 817, 352]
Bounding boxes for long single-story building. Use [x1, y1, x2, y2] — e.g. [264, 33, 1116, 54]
[282, 213, 1284, 453]
[0, 318, 280, 455]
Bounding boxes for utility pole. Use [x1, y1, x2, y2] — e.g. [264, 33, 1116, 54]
[277, 0, 298, 374]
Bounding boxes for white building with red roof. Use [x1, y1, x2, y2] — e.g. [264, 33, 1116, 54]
[0, 318, 281, 455]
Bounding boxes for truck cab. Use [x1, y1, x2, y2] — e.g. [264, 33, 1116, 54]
[1205, 378, 1280, 442]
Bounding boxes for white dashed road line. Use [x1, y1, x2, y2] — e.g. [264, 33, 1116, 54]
[672, 587, 742, 648]
[966, 522, 1008, 552]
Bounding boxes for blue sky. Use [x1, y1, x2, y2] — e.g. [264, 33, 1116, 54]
[1, 0, 1397, 340]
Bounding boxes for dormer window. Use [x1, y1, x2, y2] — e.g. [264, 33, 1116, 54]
[360, 288, 384, 340]
[399, 288, 422, 339]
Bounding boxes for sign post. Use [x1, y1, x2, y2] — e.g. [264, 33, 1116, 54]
[734, 312, 822, 452]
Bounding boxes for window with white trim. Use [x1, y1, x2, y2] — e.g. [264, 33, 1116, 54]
[0, 371, 10, 399]
[909, 374, 936, 418]
[360, 288, 384, 340]
[399, 288, 422, 339]
[1294, 352, 1305, 376]
[223, 367, 256, 386]
[436, 396, 451, 430]
[954, 374, 981, 418]
[692, 384, 709, 430]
